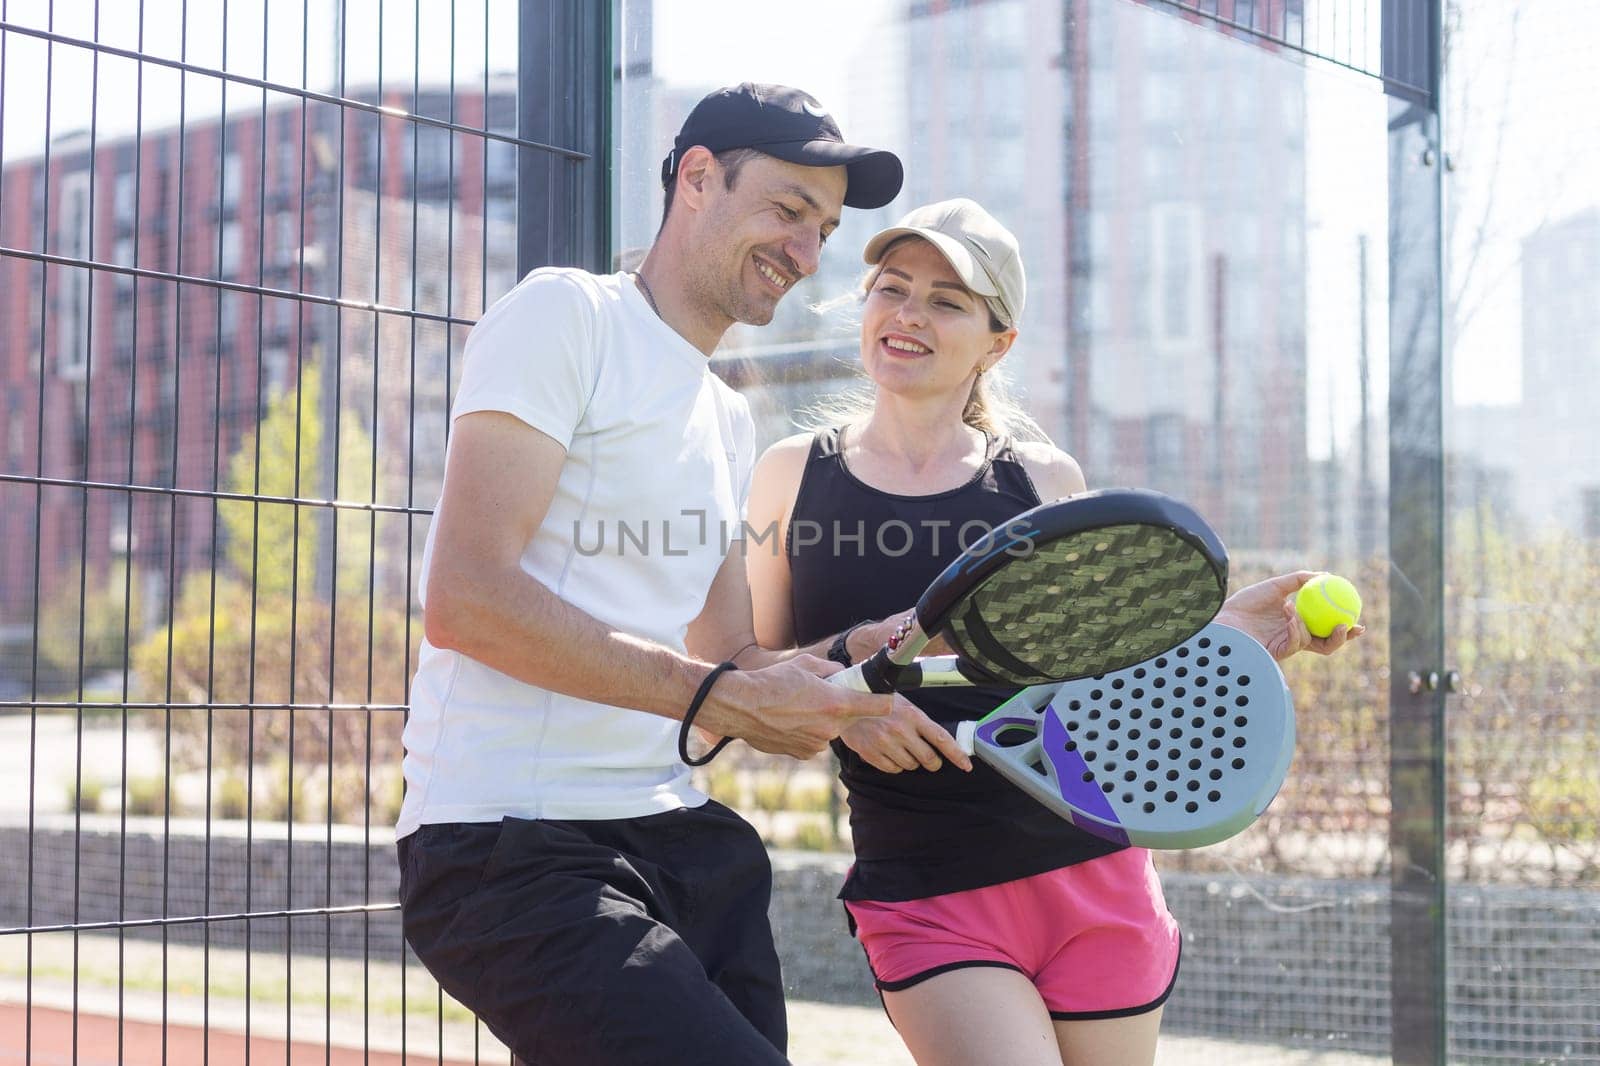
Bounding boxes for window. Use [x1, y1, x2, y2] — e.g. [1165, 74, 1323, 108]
[220, 222, 242, 280]
[110, 509, 132, 556]
[273, 212, 298, 270]
[114, 236, 137, 304]
[485, 262, 518, 309]
[56, 172, 92, 381]
[6, 393, 23, 466]
[1145, 76, 1183, 125]
[114, 170, 138, 230]
[486, 139, 517, 195]
[1144, 140, 1184, 192]
[414, 127, 456, 200]
[275, 138, 300, 193]
[263, 346, 290, 400]
[29, 169, 48, 247]
[219, 293, 240, 346]
[1150, 203, 1203, 348]
[113, 298, 136, 367]
[222, 151, 244, 213]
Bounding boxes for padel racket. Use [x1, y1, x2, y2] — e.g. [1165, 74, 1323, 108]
[954, 623, 1294, 849]
[829, 489, 1229, 694]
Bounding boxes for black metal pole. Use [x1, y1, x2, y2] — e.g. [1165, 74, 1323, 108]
[1383, 1, 1446, 1062]
[518, 0, 613, 278]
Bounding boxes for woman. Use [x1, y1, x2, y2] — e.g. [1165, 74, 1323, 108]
[745, 198, 1360, 1066]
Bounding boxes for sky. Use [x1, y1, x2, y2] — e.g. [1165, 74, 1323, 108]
[648, 0, 895, 135]
[0, 0, 519, 154]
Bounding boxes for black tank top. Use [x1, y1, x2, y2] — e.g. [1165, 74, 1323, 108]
[788, 426, 1124, 902]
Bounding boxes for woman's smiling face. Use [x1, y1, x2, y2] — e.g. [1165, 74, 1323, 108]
[860, 237, 1009, 401]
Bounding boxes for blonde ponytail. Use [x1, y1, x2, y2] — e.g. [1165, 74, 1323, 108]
[960, 363, 1051, 444]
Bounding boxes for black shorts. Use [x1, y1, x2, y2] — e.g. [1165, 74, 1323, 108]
[397, 800, 788, 1066]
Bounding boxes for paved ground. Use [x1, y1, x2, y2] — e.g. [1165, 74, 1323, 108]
[1, 1003, 458, 1066]
[1, 983, 1391, 1066]
[1, 1000, 1393, 1066]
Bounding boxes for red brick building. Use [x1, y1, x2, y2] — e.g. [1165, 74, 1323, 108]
[0, 85, 517, 692]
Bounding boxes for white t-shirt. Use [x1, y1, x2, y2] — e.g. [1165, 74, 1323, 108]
[396, 268, 756, 835]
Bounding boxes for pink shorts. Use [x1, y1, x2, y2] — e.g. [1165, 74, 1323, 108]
[843, 848, 1181, 1019]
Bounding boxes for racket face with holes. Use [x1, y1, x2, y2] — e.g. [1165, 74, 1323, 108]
[921, 489, 1230, 685]
[968, 623, 1294, 849]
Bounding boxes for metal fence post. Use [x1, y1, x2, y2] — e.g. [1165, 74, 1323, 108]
[1383, 1, 1447, 1062]
[518, 0, 615, 277]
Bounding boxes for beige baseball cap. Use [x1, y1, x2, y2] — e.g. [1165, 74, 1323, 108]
[862, 198, 1026, 326]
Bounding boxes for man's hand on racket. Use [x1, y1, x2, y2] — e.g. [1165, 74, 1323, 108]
[839, 695, 973, 774]
[694, 655, 894, 760]
[1216, 570, 1366, 662]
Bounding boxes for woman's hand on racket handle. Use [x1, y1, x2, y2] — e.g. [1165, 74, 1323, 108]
[1216, 571, 1366, 661]
[847, 613, 954, 661]
[694, 655, 894, 760]
[839, 695, 974, 774]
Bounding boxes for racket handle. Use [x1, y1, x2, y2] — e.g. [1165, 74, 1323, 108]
[830, 653, 999, 693]
[828, 648, 901, 693]
[955, 719, 977, 756]
[829, 662, 873, 693]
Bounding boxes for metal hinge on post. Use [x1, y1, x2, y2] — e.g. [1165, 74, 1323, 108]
[1406, 670, 1461, 694]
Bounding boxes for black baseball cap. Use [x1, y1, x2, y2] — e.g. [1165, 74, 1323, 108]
[661, 83, 904, 210]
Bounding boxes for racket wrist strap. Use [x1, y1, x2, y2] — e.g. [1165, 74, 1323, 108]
[859, 648, 901, 694]
[678, 660, 739, 767]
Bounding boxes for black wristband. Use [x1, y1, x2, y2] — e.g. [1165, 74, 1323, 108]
[827, 621, 870, 668]
[678, 660, 739, 767]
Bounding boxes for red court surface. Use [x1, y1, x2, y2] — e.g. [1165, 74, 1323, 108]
[0, 1005, 484, 1066]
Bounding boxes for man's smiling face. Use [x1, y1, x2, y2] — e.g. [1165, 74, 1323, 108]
[688, 153, 846, 328]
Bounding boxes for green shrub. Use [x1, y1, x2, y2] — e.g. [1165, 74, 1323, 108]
[751, 775, 792, 812]
[787, 820, 835, 852]
[786, 780, 835, 814]
[1526, 757, 1600, 845]
[125, 773, 176, 817]
[326, 766, 405, 826]
[65, 774, 105, 814]
[370, 769, 406, 826]
[214, 772, 250, 820]
[697, 763, 744, 807]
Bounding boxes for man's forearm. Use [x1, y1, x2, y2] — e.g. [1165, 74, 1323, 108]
[427, 567, 713, 720]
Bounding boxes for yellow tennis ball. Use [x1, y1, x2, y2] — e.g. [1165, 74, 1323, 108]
[1295, 573, 1362, 638]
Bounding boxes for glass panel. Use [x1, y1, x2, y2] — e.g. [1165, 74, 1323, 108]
[1443, 0, 1600, 1061]
[618, 2, 1400, 1061]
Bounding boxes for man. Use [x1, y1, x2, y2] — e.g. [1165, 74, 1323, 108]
[396, 84, 915, 1065]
